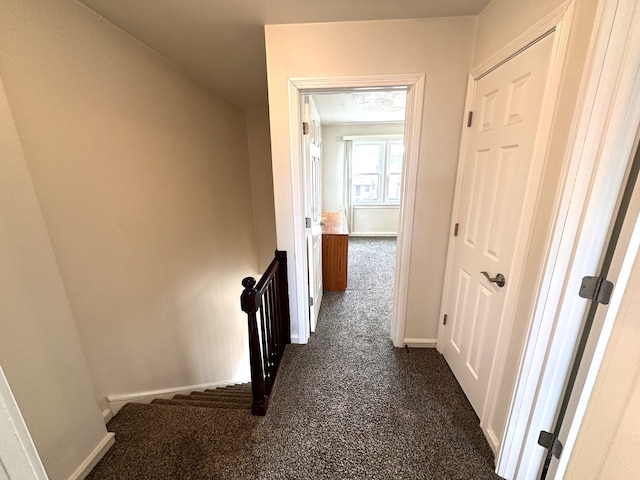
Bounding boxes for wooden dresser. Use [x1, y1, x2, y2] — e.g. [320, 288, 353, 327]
[321, 212, 348, 291]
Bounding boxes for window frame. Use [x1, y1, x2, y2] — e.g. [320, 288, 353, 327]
[349, 135, 404, 206]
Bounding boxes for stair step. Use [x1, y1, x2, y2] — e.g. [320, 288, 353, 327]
[201, 389, 252, 398]
[220, 383, 251, 390]
[173, 394, 251, 405]
[150, 398, 251, 410]
[219, 385, 251, 392]
[205, 387, 251, 395]
[190, 391, 252, 401]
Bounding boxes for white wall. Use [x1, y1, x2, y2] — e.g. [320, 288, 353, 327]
[351, 207, 400, 236]
[0, 0, 257, 411]
[246, 109, 277, 271]
[322, 123, 404, 235]
[0, 76, 109, 480]
[266, 17, 477, 342]
[472, 0, 600, 452]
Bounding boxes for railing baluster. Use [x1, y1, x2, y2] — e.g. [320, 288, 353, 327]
[240, 251, 291, 416]
[265, 282, 276, 375]
[259, 303, 271, 393]
[273, 274, 283, 359]
[269, 282, 280, 370]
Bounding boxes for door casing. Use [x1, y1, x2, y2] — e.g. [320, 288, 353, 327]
[286, 74, 425, 346]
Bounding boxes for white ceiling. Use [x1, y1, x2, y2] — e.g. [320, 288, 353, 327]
[312, 90, 407, 125]
[81, 0, 491, 110]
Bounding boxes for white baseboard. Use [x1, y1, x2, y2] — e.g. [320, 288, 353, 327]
[484, 426, 500, 456]
[67, 432, 115, 480]
[349, 232, 398, 237]
[403, 338, 437, 348]
[106, 378, 251, 415]
[101, 408, 113, 424]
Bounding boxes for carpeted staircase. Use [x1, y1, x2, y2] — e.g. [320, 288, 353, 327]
[87, 238, 501, 480]
[150, 383, 252, 411]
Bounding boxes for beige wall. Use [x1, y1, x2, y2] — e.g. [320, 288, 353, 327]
[0, 76, 108, 480]
[266, 17, 477, 342]
[473, 0, 600, 452]
[0, 0, 257, 410]
[246, 109, 277, 272]
[474, 0, 575, 66]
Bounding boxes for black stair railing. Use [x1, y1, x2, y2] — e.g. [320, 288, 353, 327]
[240, 250, 291, 415]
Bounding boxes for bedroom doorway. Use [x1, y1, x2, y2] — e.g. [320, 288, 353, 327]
[287, 73, 425, 347]
[301, 87, 407, 332]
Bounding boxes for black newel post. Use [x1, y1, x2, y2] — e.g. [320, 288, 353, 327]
[240, 276, 267, 415]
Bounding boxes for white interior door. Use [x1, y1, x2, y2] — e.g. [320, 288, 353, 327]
[442, 33, 555, 418]
[303, 96, 323, 332]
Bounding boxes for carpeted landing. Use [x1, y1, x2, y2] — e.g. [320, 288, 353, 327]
[87, 237, 503, 480]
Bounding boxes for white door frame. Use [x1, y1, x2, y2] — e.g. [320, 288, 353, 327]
[437, 0, 575, 455]
[0, 367, 48, 480]
[287, 74, 425, 345]
[551, 132, 640, 479]
[499, 0, 640, 477]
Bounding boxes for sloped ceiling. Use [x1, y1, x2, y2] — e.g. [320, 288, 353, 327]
[81, 0, 490, 109]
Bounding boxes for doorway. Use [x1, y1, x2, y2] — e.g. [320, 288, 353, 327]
[303, 89, 408, 335]
[287, 74, 425, 347]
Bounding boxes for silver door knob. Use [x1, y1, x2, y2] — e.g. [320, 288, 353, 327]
[481, 271, 506, 287]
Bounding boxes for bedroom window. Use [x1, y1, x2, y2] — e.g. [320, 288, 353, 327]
[351, 138, 404, 205]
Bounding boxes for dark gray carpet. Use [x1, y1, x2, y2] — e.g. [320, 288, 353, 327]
[87, 237, 501, 480]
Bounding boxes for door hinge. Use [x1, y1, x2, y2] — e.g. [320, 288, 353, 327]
[578, 276, 614, 305]
[454, 223, 459, 236]
[443, 314, 448, 326]
[538, 431, 563, 459]
[305, 217, 311, 228]
[309, 296, 314, 306]
[467, 111, 473, 128]
[302, 122, 310, 135]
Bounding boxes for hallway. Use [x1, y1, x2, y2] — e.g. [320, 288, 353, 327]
[88, 237, 500, 479]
